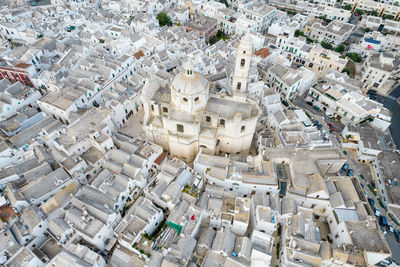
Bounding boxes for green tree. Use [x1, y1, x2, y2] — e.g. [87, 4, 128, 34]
[334, 44, 345, 53]
[342, 68, 351, 75]
[394, 1, 399, 6]
[157, 12, 172, 27]
[346, 52, 362, 62]
[321, 41, 333, 50]
[217, 0, 229, 7]
[343, 3, 352, 10]
[294, 29, 304, 37]
[355, 9, 363, 15]
[368, 10, 378, 16]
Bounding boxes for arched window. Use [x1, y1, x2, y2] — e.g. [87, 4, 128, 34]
[183, 97, 188, 102]
[240, 58, 245, 67]
[194, 96, 199, 102]
[237, 82, 241, 90]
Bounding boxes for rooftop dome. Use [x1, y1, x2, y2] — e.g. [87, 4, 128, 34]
[170, 61, 209, 96]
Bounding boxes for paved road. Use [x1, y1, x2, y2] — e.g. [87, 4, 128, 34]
[375, 85, 400, 149]
[294, 96, 345, 133]
[385, 233, 400, 263]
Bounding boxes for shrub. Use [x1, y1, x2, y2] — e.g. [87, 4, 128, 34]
[294, 30, 304, 37]
[342, 68, 350, 75]
[335, 44, 345, 53]
[343, 4, 352, 10]
[346, 52, 362, 62]
[157, 12, 172, 27]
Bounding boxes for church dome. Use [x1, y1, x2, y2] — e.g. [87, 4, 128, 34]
[169, 60, 209, 113]
[170, 65, 209, 96]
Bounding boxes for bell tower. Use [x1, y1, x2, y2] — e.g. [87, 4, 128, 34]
[232, 34, 253, 95]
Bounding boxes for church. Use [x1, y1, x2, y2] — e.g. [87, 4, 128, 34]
[141, 35, 261, 162]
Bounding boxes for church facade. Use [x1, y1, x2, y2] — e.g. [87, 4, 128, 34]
[141, 35, 260, 162]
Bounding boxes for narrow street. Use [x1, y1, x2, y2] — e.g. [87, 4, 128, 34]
[375, 85, 400, 149]
[294, 94, 400, 259]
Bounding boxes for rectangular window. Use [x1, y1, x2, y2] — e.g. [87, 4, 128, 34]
[177, 124, 184, 133]
[206, 116, 211, 122]
[241, 125, 245, 132]
[163, 107, 168, 113]
[151, 105, 154, 111]
[219, 119, 225, 127]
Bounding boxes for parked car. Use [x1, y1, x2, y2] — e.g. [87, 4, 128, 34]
[387, 224, 394, 234]
[328, 123, 334, 128]
[326, 113, 333, 118]
[374, 207, 381, 217]
[282, 100, 289, 107]
[367, 89, 377, 95]
[306, 101, 313, 106]
[394, 229, 400, 242]
[368, 197, 375, 207]
[369, 95, 377, 100]
[379, 215, 388, 227]
[313, 120, 319, 126]
[341, 163, 349, 172]
[313, 105, 321, 112]
[347, 169, 354, 176]
[317, 124, 322, 130]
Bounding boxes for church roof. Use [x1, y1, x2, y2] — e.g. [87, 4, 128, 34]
[170, 71, 209, 96]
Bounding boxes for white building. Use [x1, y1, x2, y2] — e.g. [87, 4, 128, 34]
[361, 52, 400, 94]
[309, 20, 355, 46]
[0, 80, 41, 121]
[142, 35, 260, 162]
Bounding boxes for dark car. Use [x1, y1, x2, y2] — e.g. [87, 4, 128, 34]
[347, 169, 354, 176]
[369, 95, 377, 100]
[371, 181, 376, 188]
[281, 100, 289, 107]
[367, 89, 377, 95]
[317, 124, 322, 130]
[306, 101, 313, 106]
[313, 106, 321, 112]
[313, 120, 319, 126]
[379, 215, 388, 227]
[341, 163, 349, 172]
[395, 229, 400, 242]
[368, 197, 375, 207]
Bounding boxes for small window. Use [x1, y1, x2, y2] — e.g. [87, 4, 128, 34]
[183, 97, 188, 102]
[151, 105, 154, 111]
[194, 96, 199, 102]
[220, 119, 225, 126]
[206, 116, 211, 122]
[241, 125, 245, 132]
[163, 107, 168, 113]
[240, 58, 245, 67]
[177, 124, 184, 133]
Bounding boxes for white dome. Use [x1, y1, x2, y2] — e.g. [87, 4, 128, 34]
[170, 71, 209, 96]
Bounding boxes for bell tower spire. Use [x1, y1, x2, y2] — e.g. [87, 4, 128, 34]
[232, 34, 253, 95]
